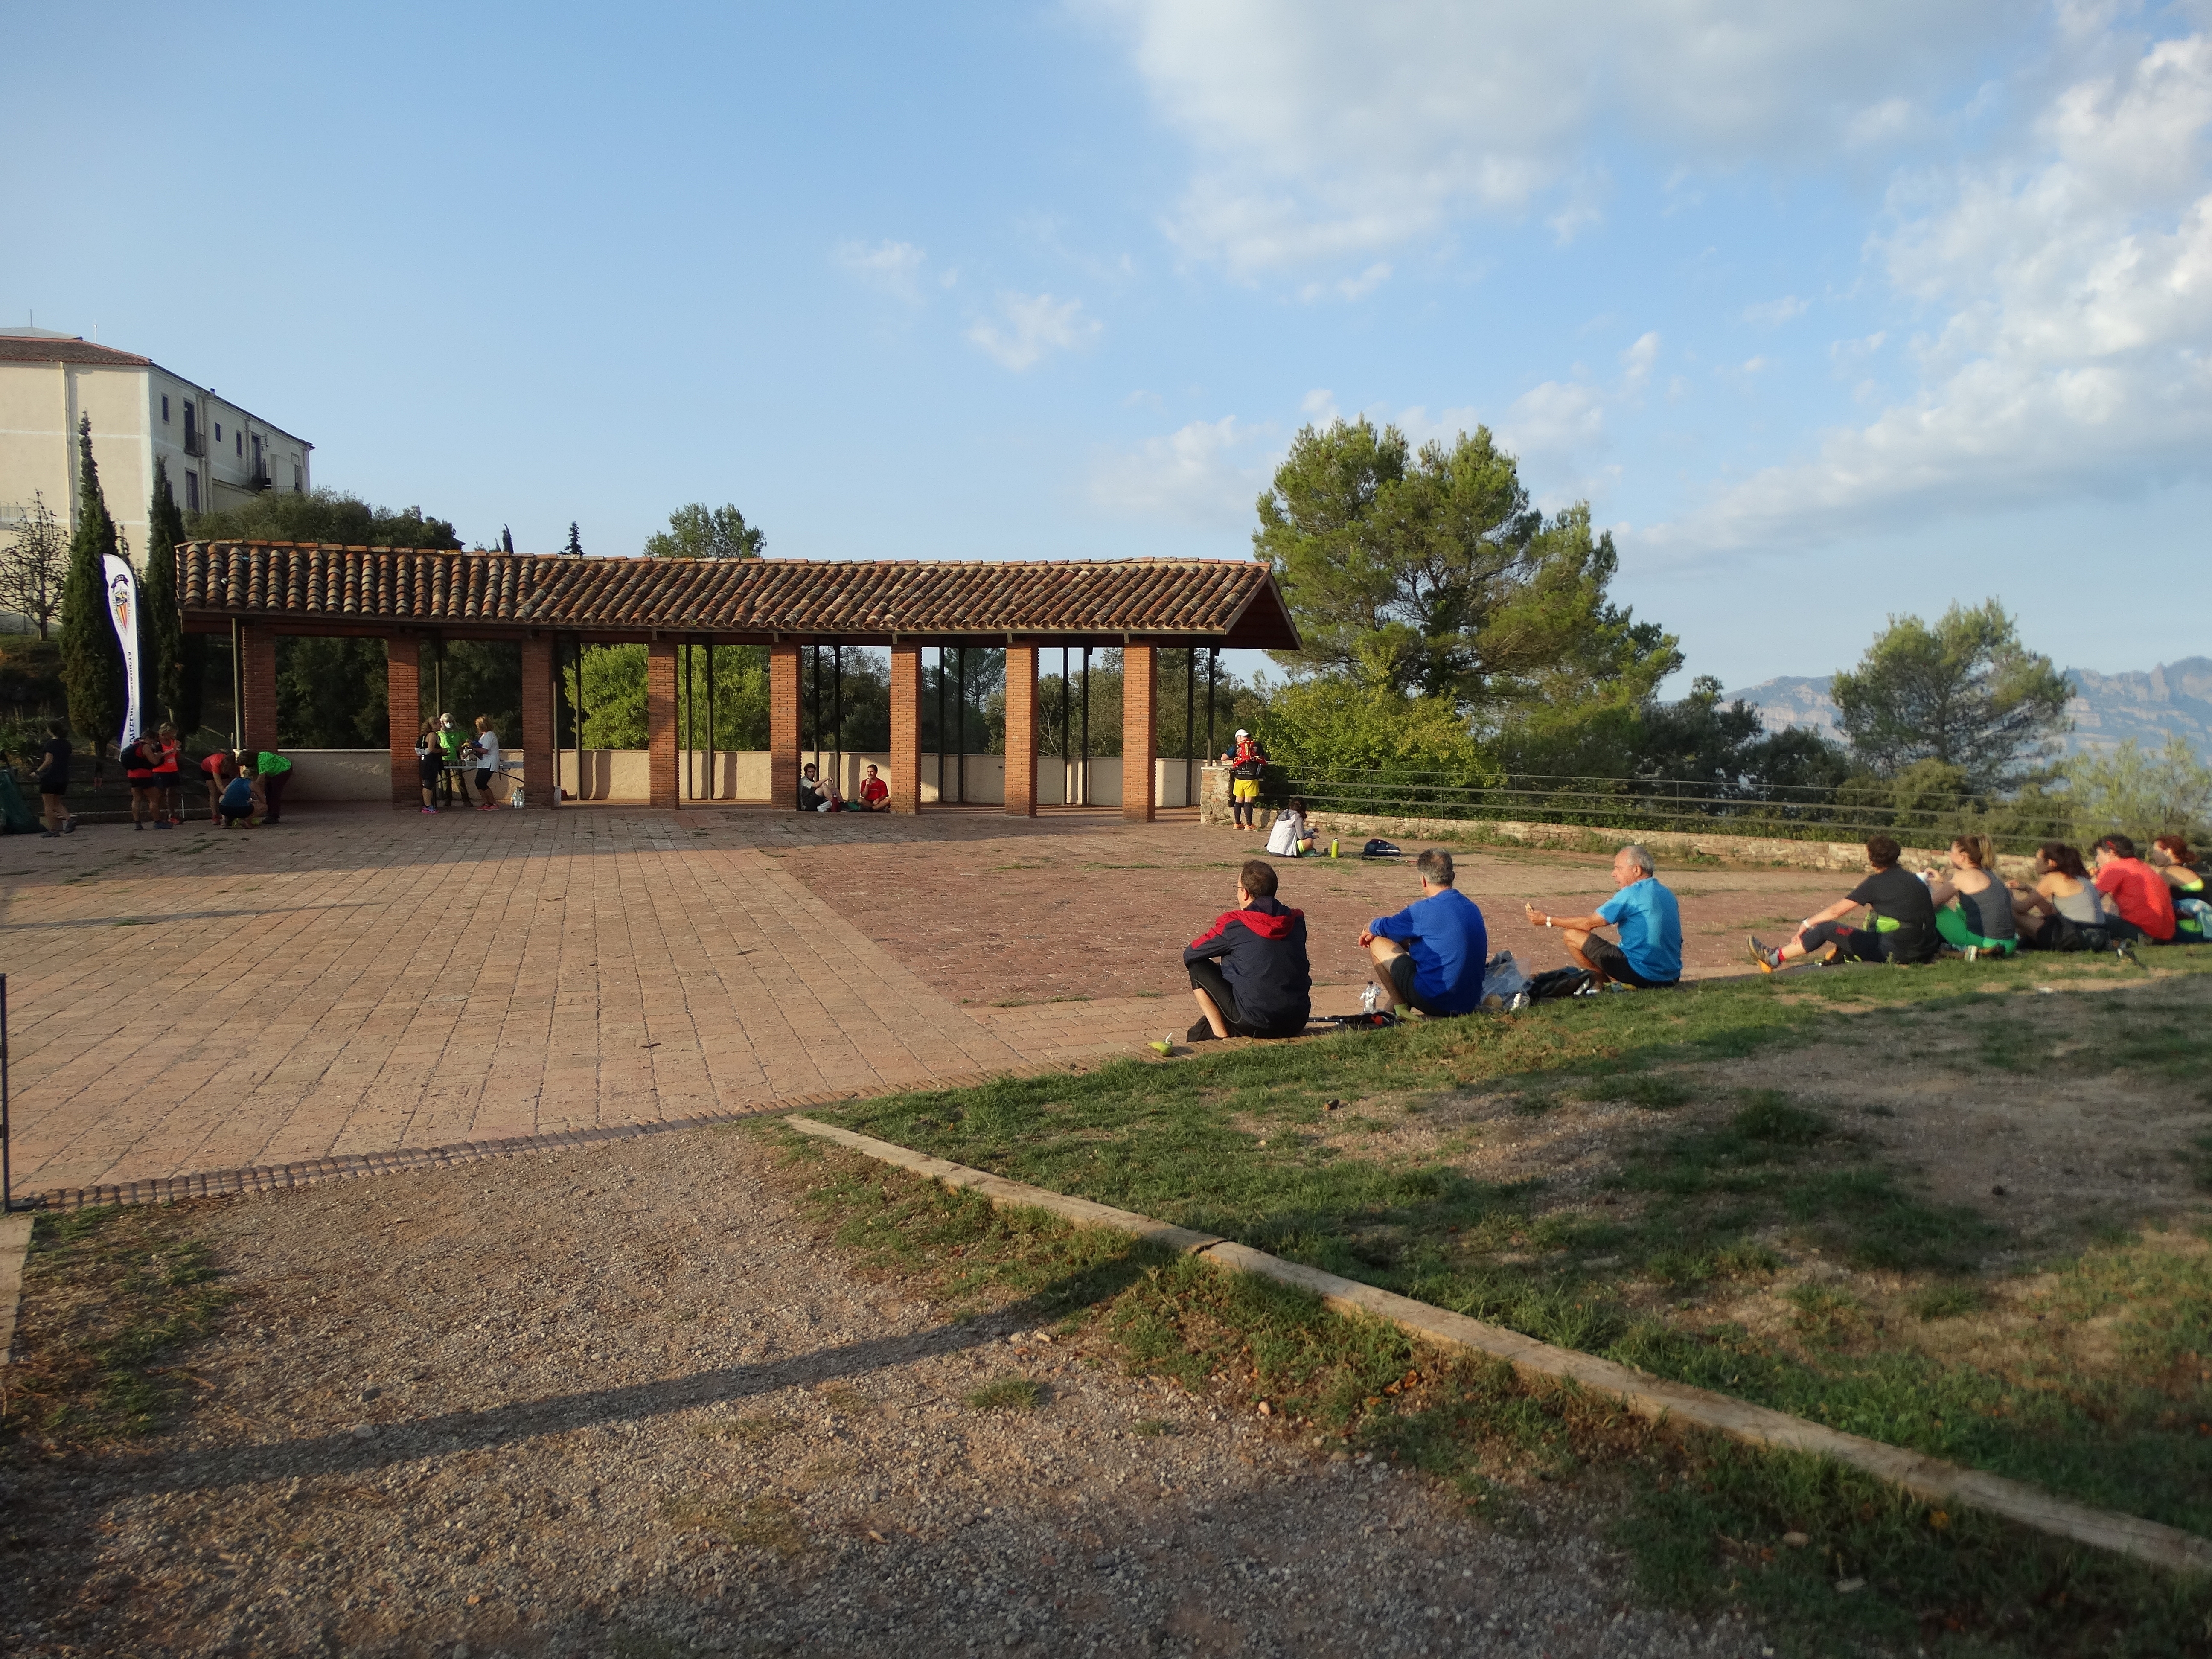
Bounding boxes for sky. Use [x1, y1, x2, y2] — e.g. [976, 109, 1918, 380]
[7, 1, 2211, 693]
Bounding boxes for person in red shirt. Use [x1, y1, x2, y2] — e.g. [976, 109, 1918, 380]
[151, 722, 183, 826]
[123, 735, 160, 830]
[856, 763, 891, 812]
[2092, 834, 2176, 943]
[199, 748, 232, 823]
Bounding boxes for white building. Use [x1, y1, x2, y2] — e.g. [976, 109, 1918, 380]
[0, 326, 313, 565]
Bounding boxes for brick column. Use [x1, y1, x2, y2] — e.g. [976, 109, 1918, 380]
[646, 641, 678, 809]
[889, 644, 922, 815]
[239, 623, 279, 753]
[1004, 644, 1038, 818]
[386, 634, 421, 806]
[520, 635, 556, 809]
[1121, 643, 1156, 824]
[768, 642, 800, 809]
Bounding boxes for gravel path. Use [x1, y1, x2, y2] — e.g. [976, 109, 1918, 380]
[5, 1125, 1777, 1658]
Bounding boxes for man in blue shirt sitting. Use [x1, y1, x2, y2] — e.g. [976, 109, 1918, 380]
[1524, 843, 1682, 990]
[1362, 849, 1489, 1016]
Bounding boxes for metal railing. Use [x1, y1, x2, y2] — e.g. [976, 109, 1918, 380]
[183, 427, 206, 457]
[1276, 768, 2086, 852]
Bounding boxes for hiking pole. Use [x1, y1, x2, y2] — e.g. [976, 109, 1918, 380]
[1, 973, 12, 1214]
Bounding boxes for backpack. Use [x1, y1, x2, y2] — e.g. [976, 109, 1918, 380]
[1525, 965, 1594, 1001]
[1361, 838, 1402, 859]
[1232, 747, 1267, 781]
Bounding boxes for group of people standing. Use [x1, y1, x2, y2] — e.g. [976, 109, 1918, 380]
[411, 714, 505, 814]
[1750, 830, 2209, 969]
[17, 720, 292, 835]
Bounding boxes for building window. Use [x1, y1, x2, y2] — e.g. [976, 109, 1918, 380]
[161, 394, 170, 422]
[292, 463, 302, 492]
[236, 431, 243, 456]
[185, 471, 200, 512]
[214, 422, 222, 442]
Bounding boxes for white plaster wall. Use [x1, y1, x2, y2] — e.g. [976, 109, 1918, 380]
[284, 749, 399, 801]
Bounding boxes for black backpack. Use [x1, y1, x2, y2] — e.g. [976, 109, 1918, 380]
[1360, 838, 1402, 859]
[1232, 746, 1268, 780]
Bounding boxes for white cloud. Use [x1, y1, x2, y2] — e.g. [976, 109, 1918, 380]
[834, 239, 929, 302]
[1298, 262, 1392, 302]
[1090, 416, 1268, 525]
[1085, 0, 2029, 273]
[965, 293, 1103, 371]
[1743, 294, 1809, 327]
[1661, 29, 2212, 553]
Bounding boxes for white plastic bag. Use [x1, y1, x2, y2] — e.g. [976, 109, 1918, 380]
[1481, 949, 1528, 1003]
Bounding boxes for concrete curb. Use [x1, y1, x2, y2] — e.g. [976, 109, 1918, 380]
[785, 1114, 2212, 1578]
[0, 1211, 34, 1367]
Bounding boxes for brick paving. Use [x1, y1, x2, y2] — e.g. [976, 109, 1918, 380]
[0, 803, 1847, 1199]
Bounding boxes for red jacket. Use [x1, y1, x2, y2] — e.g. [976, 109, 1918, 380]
[1185, 896, 1311, 1030]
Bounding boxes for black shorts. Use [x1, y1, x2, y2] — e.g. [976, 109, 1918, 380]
[1186, 959, 1307, 1039]
[418, 759, 442, 785]
[1583, 935, 1676, 990]
[1383, 952, 1464, 1018]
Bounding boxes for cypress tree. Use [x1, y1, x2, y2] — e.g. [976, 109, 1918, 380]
[59, 416, 127, 754]
[564, 521, 583, 557]
[145, 456, 188, 727]
[501, 524, 515, 554]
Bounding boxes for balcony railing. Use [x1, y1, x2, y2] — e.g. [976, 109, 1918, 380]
[183, 428, 206, 458]
[248, 465, 272, 493]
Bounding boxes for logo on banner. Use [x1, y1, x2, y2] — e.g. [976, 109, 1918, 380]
[101, 553, 143, 751]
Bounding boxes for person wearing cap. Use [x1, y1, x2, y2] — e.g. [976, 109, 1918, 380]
[1223, 728, 1266, 831]
[437, 713, 472, 807]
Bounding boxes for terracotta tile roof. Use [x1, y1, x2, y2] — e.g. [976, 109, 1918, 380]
[176, 543, 1301, 649]
[0, 336, 156, 368]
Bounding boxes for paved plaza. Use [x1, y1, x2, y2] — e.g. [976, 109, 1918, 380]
[0, 804, 1847, 1197]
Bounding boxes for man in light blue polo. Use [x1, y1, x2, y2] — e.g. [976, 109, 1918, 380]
[1524, 844, 1682, 990]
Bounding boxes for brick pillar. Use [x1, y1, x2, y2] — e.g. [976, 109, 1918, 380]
[646, 641, 678, 809]
[1121, 644, 1156, 824]
[386, 634, 421, 806]
[239, 623, 279, 753]
[769, 642, 800, 809]
[889, 644, 922, 815]
[519, 635, 556, 809]
[1004, 645, 1038, 818]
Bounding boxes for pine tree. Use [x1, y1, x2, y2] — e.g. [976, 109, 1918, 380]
[145, 456, 187, 726]
[564, 521, 583, 557]
[59, 416, 127, 753]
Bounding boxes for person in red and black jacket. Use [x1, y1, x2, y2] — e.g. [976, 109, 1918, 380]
[1183, 858, 1312, 1041]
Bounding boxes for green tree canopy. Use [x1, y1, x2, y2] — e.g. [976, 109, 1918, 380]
[59, 417, 126, 751]
[646, 503, 764, 560]
[1830, 600, 2071, 792]
[2063, 735, 2212, 844]
[1254, 419, 1678, 713]
[186, 488, 462, 550]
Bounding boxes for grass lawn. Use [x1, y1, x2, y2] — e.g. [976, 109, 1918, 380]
[801, 946, 2212, 1656]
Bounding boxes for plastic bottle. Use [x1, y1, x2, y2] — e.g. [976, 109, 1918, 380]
[1360, 982, 1379, 1015]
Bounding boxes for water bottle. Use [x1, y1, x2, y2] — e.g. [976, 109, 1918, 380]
[1361, 982, 1379, 1015]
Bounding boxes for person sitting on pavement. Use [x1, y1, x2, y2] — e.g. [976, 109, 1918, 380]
[1183, 858, 1312, 1041]
[2009, 843, 2111, 950]
[1361, 848, 1489, 1017]
[1750, 834, 1938, 970]
[856, 763, 891, 812]
[2150, 835, 2210, 942]
[217, 761, 258, 828]
[796, 762, 843, 812]
[1263, 795, 1336, 859]
[1523, 843, 1681, 990]
[1224, 729, 1266, 831]
[1925, 834, 2019, 956]
[2093, 833, 2176, 944]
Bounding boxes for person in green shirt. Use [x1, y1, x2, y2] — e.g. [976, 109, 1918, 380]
[249, 748, 293, 824]
[436, 713, 472, 807]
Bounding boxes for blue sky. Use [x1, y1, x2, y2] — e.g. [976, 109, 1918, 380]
[9, 2, 2211, 691]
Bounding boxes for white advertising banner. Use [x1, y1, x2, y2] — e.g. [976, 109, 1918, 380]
[102, 553, 143, 751]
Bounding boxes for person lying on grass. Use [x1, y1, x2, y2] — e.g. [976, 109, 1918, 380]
[1523, 843, 1681, 989]
[1361, 848, 1488, 1016]
[1922, 834, 2019, 956]
[1750, 833, 1938, 971]
[1183, 857, 1312, 1041]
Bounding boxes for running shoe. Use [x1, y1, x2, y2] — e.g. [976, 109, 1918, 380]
[1748, 935, 1782, 972]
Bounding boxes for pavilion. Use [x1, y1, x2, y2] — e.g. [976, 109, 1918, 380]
[176, 542, 1301, 818]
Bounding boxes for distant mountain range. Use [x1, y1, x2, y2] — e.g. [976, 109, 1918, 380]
[1723, 657, 2212, 763]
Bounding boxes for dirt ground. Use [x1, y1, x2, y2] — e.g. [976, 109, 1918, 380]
[1, 1124, 1779, 1659]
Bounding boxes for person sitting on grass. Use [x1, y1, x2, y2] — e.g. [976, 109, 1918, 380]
[1361, 848, 1488, 1017]
[2010, 843, 2111, 951]
[2150, 835, 2210, 942]
[1183, 858, 1312, 1041]
[1523, 843, 1681, 990]
[2093, 834, 2176, 945]
[1925, 834, 2019, 956]
[856, 763, 891, 812]
[1750, 834, 1938, 971]
[1263, 795, 1336, 859]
